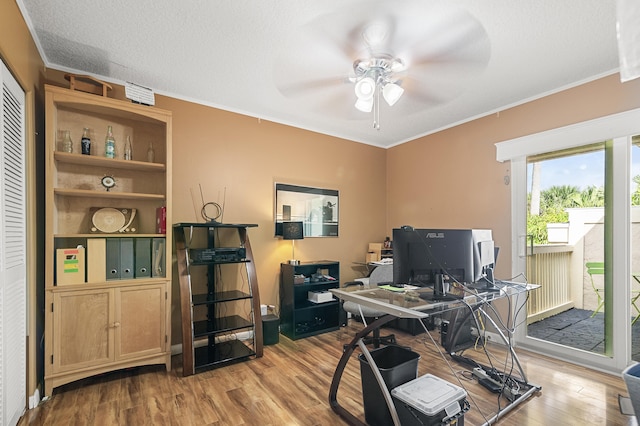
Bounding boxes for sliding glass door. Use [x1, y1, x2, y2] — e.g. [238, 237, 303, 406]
[525, 145, 610, 356]
[631, 139, 640, 361]
[498, 110, 640, 373]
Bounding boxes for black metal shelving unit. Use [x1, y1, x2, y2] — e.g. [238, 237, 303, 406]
[174, 222, 262, 376]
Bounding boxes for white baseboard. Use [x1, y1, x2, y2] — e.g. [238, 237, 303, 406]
[170, 343, 182, 355]
[29, 387, 40, 409]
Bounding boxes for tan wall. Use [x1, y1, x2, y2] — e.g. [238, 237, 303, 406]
[159, 97, 388, 343]
[387, 74, 640, 279]
[1, 2, 43, 88]
[1, 0, 46, 400]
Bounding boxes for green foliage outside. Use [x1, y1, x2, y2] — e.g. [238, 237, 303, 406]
[528, 184, 603, 245]
[528, 176, 640, 244]
[527, 209, 569, 245]
[633, 176, 640, 206]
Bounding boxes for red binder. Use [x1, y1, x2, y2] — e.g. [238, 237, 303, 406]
[156, 206, 166, 234]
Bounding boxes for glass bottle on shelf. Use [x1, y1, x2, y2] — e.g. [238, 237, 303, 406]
[124, 136, 132, 160]
[104, 125, 116, 159]
[147, 141, 155, 163]
[81, 127, 91, 155]
[62, 130, 73, 153]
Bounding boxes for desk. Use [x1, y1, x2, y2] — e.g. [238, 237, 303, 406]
[329, 281, 541, 425]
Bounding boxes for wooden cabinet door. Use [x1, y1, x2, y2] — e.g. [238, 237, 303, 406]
[116, 284, 167, 360]
[52, 289, 114, 373]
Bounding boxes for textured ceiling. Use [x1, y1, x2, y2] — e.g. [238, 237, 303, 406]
[18, 0, 620, 148]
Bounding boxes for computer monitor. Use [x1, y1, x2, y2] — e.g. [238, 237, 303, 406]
[471, 229, 497, 288]
[392, 226, 496, 298]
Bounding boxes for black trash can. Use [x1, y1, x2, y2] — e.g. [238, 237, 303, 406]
[262, 314, 279, 345]
[359, 345, 420, 426]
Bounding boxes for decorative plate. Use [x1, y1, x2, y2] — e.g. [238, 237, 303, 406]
[91, 207, 126, 233]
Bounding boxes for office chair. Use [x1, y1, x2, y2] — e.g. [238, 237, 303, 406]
[342, 264, 396, 348]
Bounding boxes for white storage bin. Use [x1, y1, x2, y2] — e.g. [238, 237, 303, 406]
[391, 374, 468, 425]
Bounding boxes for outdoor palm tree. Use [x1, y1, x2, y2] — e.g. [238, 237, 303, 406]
[530, 162, 541, 215]
[541, 185, 581, 212]
[571, 185, 604, 208]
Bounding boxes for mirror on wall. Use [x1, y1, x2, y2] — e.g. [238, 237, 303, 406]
[275, 183, 339, 237]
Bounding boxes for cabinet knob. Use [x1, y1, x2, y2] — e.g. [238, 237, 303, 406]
[112, 322, 121, 328]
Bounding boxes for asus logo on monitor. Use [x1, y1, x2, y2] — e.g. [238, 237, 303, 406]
[425, 232, 445, 239]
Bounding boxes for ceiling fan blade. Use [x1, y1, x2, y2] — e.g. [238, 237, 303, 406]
[397, 40, 490, 108]
[305, 6, 399, 59]
[274, 0, 491, 117]
[277, 76, 351, 98]
[383, 2, 489, 58]
[403, 19, 491, 71]
[308, 1, 489, 61]
[274, 23, 356, 98]
[399, 75, 462, 106]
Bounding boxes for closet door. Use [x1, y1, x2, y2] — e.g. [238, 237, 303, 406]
[0, 60, 27, 426]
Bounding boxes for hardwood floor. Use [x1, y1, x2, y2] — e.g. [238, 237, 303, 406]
[19, 322, 639, 425]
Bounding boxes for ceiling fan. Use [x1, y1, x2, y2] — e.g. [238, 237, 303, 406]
[275, 0, 491, 130]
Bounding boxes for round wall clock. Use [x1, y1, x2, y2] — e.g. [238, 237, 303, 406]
[101, 175, 116, 191]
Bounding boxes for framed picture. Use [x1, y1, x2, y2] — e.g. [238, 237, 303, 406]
[275, 183, 339, 237]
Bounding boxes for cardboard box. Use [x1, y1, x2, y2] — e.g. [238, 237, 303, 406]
[56, 247, 86, 285]
[369, 242, 383, 253]
[366, 252, 380, 263]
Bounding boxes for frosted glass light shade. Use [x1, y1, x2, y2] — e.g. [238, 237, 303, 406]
[355, 97, 374, 112]
[382, 83, 404, 106]
[355, 77, 376, 100]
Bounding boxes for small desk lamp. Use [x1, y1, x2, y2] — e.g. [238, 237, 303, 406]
[283, 221, 304, 265]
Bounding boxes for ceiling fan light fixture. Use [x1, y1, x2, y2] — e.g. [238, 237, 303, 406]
[352, 55, 407, 129]
[382, 82, 404, 106]
[355, 97, 374, 112]
[354, 76, 376, 100]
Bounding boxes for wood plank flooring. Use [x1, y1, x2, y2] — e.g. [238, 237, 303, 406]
[19, 322, 639, 425]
